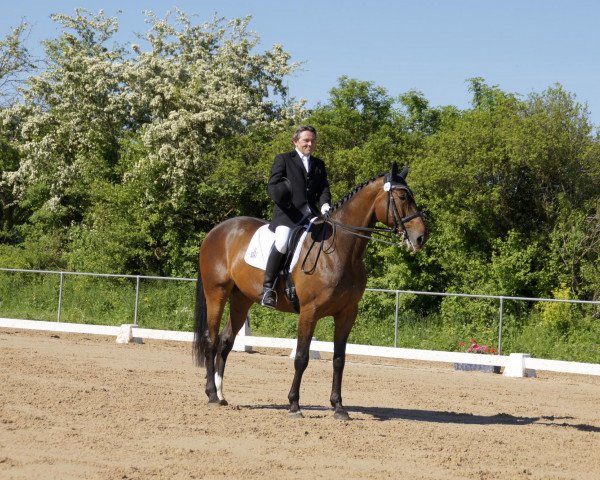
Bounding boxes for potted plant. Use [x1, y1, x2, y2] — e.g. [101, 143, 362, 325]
[454, 339, 501, 374]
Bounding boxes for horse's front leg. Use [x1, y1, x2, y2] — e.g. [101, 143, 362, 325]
[330, 305, 358, 420]
[288, 314, 318, 417]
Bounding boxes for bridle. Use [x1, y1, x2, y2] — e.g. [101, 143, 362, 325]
[300, 176, 424, 274]
[329, 175, 423, 246]
[384, 181, 424, 242]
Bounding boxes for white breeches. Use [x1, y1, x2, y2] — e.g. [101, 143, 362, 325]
[274, 225, 291, 253]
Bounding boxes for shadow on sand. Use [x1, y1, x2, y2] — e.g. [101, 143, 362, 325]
[240, 403, 600, 432]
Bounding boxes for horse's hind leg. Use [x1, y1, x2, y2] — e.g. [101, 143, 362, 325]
[213, 288, 252, 405]
[203, 286, 230, 405]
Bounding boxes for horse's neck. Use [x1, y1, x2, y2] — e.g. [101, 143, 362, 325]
[333, 181, 379, 229]
[330, 182, 379, 262]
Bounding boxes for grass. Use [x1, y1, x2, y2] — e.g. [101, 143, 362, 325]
[1, 270, 598, 363]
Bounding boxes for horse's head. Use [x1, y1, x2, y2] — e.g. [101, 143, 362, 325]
[375, 162, 428, 251]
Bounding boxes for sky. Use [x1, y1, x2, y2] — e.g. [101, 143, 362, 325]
[2, 0, 600, 127]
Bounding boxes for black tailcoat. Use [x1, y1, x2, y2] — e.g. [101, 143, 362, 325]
[267, 150, 331, 232]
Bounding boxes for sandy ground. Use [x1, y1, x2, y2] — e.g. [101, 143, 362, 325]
[1, 329, 599, 480]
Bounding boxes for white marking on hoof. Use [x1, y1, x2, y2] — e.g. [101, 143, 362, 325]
[215, 373, 224, 401]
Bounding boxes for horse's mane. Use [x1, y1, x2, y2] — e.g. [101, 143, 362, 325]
[331, 173, 385, 212]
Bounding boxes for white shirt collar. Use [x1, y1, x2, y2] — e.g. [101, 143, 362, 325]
[295, 148, 310, 161]
[295, 148, 311, 172]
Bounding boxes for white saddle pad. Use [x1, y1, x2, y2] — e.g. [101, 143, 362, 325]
[244, 221, 315, 271]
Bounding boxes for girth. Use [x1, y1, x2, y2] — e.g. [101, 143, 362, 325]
[277, 224, 308, 313]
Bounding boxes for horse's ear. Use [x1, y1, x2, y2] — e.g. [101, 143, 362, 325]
[390, 162, 398, 178]
[399, 165, 409, 179]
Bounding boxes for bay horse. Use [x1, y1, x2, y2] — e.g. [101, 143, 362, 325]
[193, 162, 427, 420]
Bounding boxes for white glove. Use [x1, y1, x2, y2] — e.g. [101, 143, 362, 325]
[320, 203, 331, 215]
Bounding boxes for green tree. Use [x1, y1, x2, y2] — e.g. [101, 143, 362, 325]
[0, 22, 36, 243]
[548, 200, 600, 300]
[309, 77, 414, 197]
[11, 9, 303, 275]
[410, 79, 600, 299]
[2, 9, 127, 262]
[0, 22, 35, 107]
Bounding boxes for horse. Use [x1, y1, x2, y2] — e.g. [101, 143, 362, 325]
[193, 162, 427, 420]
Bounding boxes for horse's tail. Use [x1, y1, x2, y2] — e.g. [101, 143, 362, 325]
[192, 269, 207, 367]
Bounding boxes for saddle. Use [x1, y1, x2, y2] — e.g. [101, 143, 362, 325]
[244, 219, 320, 313]
[280, 220, 332, 312]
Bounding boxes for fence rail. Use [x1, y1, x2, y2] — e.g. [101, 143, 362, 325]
[1, 317, 599, 378]
[1, 267, 599, 356]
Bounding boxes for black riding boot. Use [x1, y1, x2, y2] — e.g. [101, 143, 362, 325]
[261, 247, 285, 308]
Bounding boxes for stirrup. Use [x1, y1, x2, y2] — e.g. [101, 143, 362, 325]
[261, 288, 277, 308]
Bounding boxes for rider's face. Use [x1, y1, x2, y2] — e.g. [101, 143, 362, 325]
[293, 131, 317, 156]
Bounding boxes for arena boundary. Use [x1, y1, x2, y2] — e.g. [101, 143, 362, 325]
[2, 317, 599, 378]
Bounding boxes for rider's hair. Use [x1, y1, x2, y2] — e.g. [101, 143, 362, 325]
[292, 125, 317, 142]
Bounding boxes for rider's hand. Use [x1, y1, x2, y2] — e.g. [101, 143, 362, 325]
[320, 203, 331, 215]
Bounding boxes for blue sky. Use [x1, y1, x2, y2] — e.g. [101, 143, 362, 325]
[3, 1, 600, 127]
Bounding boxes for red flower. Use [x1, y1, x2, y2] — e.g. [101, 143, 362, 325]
[461, 338, 497, 355]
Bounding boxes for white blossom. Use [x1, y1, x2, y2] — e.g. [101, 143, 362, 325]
[3, 8, 304, 212]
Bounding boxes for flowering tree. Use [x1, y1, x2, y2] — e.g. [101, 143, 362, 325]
[1, 8, 303, 273]
[0, 23, 35, 241]
[124, 10, 301, 206]
[1, 9, 127, 247]
[0, 22, 35, 107]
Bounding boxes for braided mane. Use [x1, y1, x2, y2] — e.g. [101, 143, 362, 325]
[331, 173, 384, 212]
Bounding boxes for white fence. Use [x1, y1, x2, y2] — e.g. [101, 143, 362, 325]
[1, 317, 599, 378]
[1, 267, 599, 378]
[2, 267, 599, 354]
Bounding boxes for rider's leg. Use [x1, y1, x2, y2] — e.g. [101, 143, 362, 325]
[260, 226, 290, 308]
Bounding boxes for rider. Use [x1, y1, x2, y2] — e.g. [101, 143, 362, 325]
[261, 125, 332, 308]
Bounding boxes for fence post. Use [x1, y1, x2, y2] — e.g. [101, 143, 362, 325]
[498, 296, 504, 355]
[134, 275, 140, 326]
[57, 271, 64, 322]
[394, 290, 399, 348]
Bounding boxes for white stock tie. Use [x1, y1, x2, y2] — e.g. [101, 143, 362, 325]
[303, 155, 310, 173]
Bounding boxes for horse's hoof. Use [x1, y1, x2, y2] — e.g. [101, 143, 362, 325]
[288, 410, 304, 419]
[208, 398, 228, 407]
[334, 409, 351, 421]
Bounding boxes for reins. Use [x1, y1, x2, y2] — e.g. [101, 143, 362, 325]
[300, 221, 333, 274]
[300, 184, 424, 274]
[325, 217, 406, 247]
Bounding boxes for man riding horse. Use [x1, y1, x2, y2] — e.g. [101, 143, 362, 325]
[194, 125, 427, 418]
[261, 125, 332, 308]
